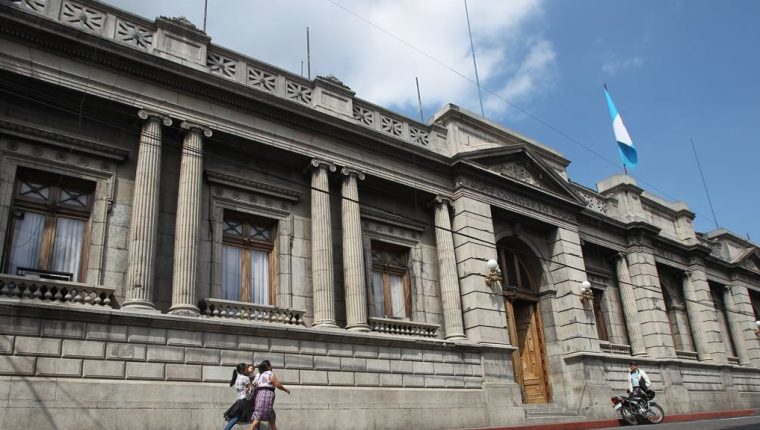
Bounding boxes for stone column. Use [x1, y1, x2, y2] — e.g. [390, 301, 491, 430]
[434, 197, 465, 340]
[614, 253, 647, 356]
[168, 122, 212, 316]
[451, 195, 506, 344]
[683, 267, 726, 362]
[123, 110, 172, 311]
[624, 234, 676, 358]
[310, 159, 337, 328]
[547, 227, 599, 353]
[727, 279, 760, 367]
[724, 285, 751, 365]
[341, 167, 368, 331]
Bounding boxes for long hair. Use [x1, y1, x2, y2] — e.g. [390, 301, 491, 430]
[229, 362, 247, 386]
[257, 360, 271, 373]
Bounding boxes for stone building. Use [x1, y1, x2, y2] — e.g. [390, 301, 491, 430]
[1, 1, 760, 429]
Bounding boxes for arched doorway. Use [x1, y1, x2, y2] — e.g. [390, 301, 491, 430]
[497, 238, 551, 404]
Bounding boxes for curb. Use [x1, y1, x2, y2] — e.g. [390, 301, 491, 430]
[464, 408, 758, 430]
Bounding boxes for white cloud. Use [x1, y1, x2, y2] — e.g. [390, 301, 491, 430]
[104, 0, 555, 120]
[602, 56, 645, 75]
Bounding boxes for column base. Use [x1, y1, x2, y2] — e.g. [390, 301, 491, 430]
[121, 300, 161, 313]
[313, 320, 339, 329]
[168, 304, 200, 317]
[445, 334, 467, 341]
[632, 350, 648, 357]
[346, 323, 370, 332]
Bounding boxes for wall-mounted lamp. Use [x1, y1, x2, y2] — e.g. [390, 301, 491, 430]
[580, 280, 594, 306]
[755, 321, 760, 337]
[485, 259, 503, 293]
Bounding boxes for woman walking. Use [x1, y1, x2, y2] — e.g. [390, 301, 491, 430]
[248, 360, 290, 430]
[223, 363, 255, 430]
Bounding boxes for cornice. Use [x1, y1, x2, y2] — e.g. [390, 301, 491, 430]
[205, 169, 301, 202]
[0, 117, 129, 161]
[360, 207, 427, 233]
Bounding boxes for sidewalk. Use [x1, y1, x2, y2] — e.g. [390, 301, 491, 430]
[465, 408, 758, 430]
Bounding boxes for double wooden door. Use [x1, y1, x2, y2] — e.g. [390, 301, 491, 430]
[507, 298, 551, 404]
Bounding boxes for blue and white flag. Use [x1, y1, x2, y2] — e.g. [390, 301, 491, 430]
[604, 85, 638, 170]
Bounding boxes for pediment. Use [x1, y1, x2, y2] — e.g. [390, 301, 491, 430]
[460, 146, 586, 206]
[736, 248, 760, 273]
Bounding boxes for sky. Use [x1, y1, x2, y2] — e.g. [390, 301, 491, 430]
[104, 0, 760, 243]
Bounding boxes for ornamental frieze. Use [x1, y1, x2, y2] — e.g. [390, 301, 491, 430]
[455, 176, 575, 223]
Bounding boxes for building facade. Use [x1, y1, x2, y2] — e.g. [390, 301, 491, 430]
[1, 1, 760, 429]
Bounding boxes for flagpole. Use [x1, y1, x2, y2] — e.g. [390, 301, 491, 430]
[464, 0, 485, 118]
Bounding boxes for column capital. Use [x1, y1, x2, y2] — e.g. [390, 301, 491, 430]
[432, 195, 453, 207]
[138, 109, 172, 126]
[180, 121, 213, 137]
[309, 159, 337, 172]
[340, 167, 365, 180]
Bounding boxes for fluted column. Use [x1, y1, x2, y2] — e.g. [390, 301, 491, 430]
[724, 285, 751, 365]
[434, 196, 465, 340]
[341, 167, 368, 331]
[123, 110, 172, 310]
[614, 253, 646, 356]
[682, 271, 711, 361]
[310, 159, 337, 327]
[169, 122, 212, 316]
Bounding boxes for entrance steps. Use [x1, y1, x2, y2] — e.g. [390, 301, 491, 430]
[523, 404, 580, 424]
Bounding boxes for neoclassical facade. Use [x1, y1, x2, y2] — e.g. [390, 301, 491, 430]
[1, 1, 760, 429]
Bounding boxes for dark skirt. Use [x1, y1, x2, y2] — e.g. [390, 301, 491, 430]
[252, 389, 276, 421]
[224, 398, 253, 423]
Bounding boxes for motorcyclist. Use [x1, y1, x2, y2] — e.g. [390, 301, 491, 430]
[627, 361, 651, 412]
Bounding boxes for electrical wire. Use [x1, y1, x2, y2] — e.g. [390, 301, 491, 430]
[1, 82, 757, 323]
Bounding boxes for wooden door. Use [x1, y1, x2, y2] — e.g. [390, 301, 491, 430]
[513, 301, 550, 403]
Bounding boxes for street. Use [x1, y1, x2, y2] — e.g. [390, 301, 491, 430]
[596, 415, 760, 430]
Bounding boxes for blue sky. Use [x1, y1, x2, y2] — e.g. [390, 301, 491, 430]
[105, 0, 759, 242]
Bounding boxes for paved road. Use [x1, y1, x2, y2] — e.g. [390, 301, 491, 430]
[596, 415, 760, 430]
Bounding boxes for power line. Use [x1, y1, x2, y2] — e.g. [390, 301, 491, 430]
[1, 84, 756, 322]
[321, 0, 723, 226]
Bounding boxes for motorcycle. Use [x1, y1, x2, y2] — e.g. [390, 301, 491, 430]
[611, 387, 665, 425]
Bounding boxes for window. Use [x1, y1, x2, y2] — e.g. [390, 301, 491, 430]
[592, 289, 609, 341]
[370, 242, 411, 318]
[498, 247, 537, 294]
[221, 211, 275, 304]
[5, 168, 94, 282]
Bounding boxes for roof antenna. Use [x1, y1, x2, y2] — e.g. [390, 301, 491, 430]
[415, 77, 424, 123]
[464, 0, 485, 118]
[202, 0, 209, 32]
[690, 138, 720, 230]
[306, 27, 311, 79]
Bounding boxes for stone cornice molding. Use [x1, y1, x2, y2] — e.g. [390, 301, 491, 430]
[180, 121, 213, 137]
[138, 109, 173, 126]
[0, 118, 129, 161]
[309, 159, 337, 173]
[205, 169, 301, 202]
[340, 167, 365, 180]
[360, 207, 427, 233]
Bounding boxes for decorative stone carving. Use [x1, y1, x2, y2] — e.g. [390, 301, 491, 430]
[0, 274, 115, 308]
[353, 105, 374, 126]
[9, 0, 47, 13]
[60, 1, 105, 32]
[115, 19, 153, 49]
[162, 16, 198, 30]
[317, 74, 351, 90]
[200, 298, 306, 326]
[285, 81, 312, 105]
[494, 161, 542, 188]
[380, 115, 402, 137]
[247, 67, 276, 93]
[578, 190, 609, 214]
[207, 53, 236, 78]
[409, 127, 429, 146]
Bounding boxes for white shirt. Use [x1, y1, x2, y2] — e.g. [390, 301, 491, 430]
[255, 370, 274, 388]
[628, 368, 651, 392]
[233, 373, 251, 400]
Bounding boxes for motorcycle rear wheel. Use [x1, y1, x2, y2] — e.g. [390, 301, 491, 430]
[620, 407, 638, 425]
[646, 404, 665, 424]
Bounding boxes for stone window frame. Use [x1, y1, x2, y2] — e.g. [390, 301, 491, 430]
[0, 138, 118, 286]
[587, 272, 613, 343]
[206, 170, 299, 309]
[361, 220, 425, 322]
